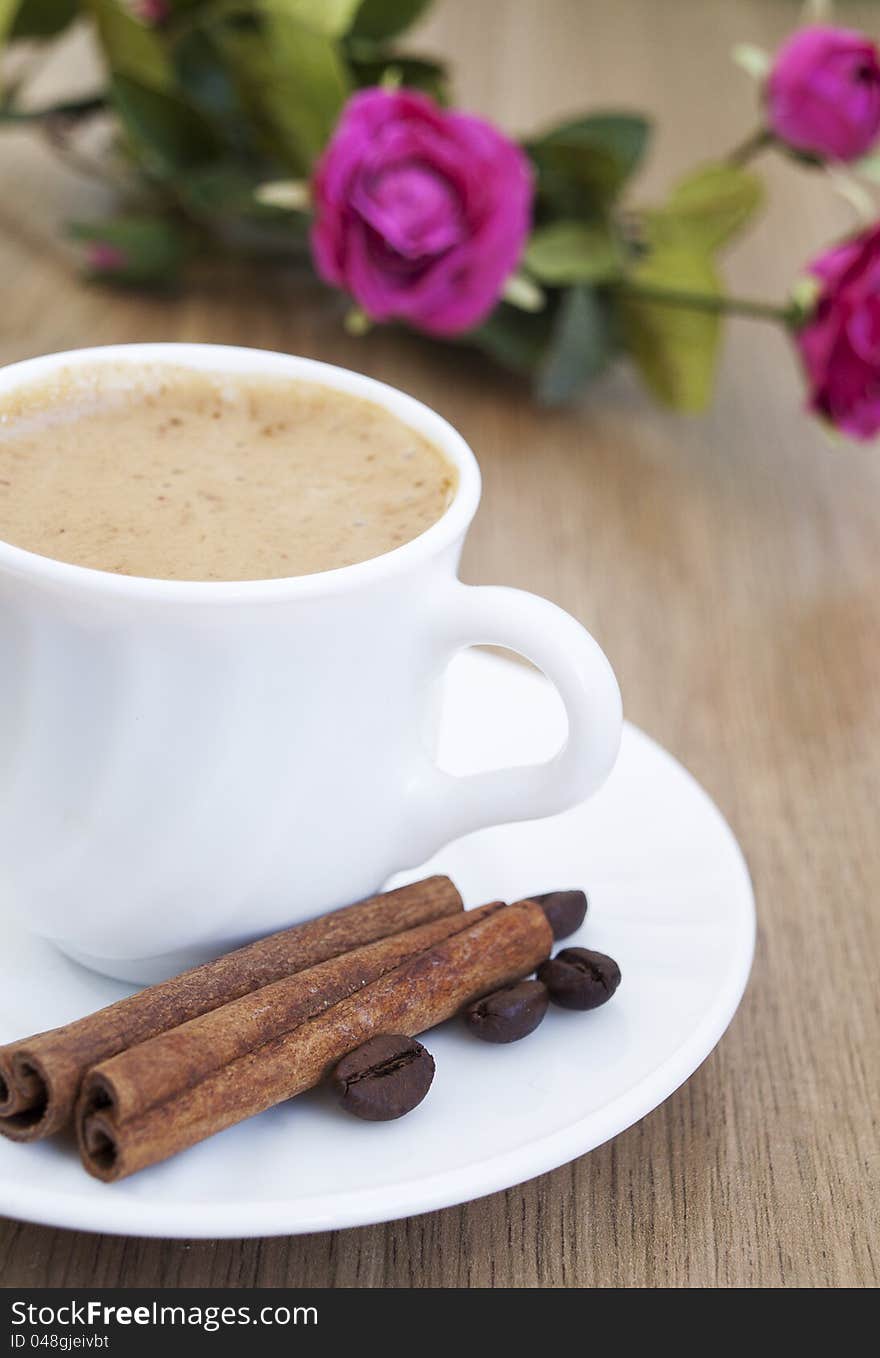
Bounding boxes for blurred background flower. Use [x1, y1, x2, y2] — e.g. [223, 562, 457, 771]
[2, 0, 880, 440]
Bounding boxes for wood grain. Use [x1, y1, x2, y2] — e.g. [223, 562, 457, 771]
[1, 0, 878, 1288]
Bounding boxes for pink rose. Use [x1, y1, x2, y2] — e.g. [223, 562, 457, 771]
[311, 88, 533, 336]
[767, 25, 880, 161]
[797, 223, 880, 439]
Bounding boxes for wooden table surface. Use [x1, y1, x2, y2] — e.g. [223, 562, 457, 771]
[1, 0, 878, 1289]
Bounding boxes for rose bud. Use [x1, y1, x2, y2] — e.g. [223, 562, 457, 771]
[766, 25, 880, 162]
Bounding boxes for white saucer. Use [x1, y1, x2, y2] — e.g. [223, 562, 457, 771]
[0, 651, 754, 1239]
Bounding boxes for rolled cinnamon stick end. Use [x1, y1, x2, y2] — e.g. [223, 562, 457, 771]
[78, 898, 552, 1182]
[1, 875, 462, 1142]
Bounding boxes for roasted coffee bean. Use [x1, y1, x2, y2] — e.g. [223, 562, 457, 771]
[331, 1034, 435, 1121]
[531, 889, 588, 940]
[463, 979, 549, 1043]
[537, 947, 621, 1010]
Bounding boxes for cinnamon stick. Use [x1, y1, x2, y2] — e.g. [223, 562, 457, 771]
[78, 899, 552, 1182]
[0, 875, 461, 1142]
[81, 901, 505, 1141]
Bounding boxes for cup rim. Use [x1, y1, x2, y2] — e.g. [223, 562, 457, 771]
[0, 343, 481, 602]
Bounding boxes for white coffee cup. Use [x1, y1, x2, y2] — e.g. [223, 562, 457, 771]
[0, 344, 622, 983]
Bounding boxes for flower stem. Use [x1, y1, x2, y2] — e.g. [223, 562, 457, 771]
[620, 281, 795, 326]
[727, 126, 775, 166]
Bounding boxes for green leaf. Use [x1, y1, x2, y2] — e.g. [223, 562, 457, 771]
[536, 285, 612, 405]
[468, 302, 554, 376]
[111, 74, 221, 173]
[261, 0, 363, 38]
[620, 245, 721, 412]
[213, 27, 290, 165]
[651, 162, 763, 253]
[179, 162, 264, 214]
[528, 112, 650, 213]
[69, 216, 188, 288]
[266, 13, 349, 163]
[10, 0, 78, 40]
[525, 220, 621, 285]
[0, 0, 17, 92]
[87, 0, 172, 91]
[173, 28, 241, 123]
[219, 16, 349, 173]
[541, 114, 649, 176]
[351, 0, 432, 41]
[618, 162, 759, 410]
[348, 53, 448, 101]
[0, 0, 16, 69]
[172, 26, 267, 162]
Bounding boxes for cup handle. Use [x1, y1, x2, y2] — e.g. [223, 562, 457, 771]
[410, 583, 623, 851]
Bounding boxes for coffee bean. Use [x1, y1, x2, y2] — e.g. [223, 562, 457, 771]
[331, 1034, 434, 1121]
[463, 979, 549, 1043]
[537, 947, 621, 1010]
[531, 889, 588, 940]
